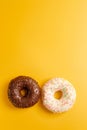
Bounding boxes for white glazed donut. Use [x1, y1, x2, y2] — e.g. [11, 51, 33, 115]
[42, 78, 76, 113]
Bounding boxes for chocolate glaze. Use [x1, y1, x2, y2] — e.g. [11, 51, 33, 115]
[8, 76, 41, 108]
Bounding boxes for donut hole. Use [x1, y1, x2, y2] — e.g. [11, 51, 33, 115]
[20, 87, 29, 97]
[54, 91, 63, 99]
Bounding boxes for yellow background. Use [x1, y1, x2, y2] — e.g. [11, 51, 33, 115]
[0, 0, 87, 130]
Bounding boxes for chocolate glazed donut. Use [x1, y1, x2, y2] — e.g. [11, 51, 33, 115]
[8, 76, 41, 108]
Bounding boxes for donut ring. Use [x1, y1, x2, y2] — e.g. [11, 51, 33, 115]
[8, 76, 41, 108]
[42, 78, 76, 113]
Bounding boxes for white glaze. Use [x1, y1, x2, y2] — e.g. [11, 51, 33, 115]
[42, 78, 76, 113]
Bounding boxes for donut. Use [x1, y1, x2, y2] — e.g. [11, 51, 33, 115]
[42, 78, 76, 113]
[8, 76, 41, 108]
